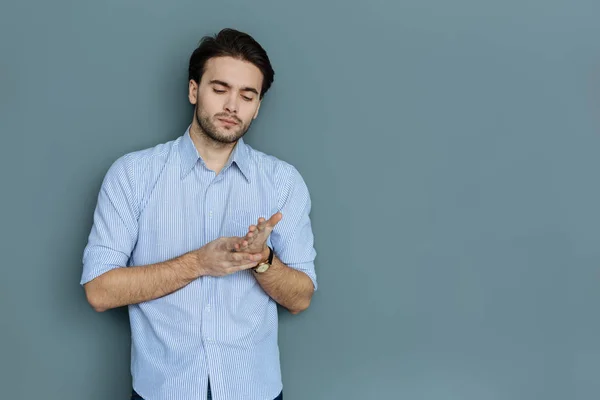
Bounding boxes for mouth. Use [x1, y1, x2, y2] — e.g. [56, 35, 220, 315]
[217, 117, 239, 126]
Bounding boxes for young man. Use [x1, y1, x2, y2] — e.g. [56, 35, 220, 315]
[80, 28, 317, 400]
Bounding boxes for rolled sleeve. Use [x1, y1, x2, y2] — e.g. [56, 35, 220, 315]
[80, 155, 139, 285]
[271, 165, 318, 290]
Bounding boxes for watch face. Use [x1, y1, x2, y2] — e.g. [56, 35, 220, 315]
[255, 263, 270, 273]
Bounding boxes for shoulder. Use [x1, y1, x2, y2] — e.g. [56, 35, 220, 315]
[105, 137, 178, 179]
[245, 144, 306, 187]
[244, 144, 310, 207]
[100, 137, 180, 207]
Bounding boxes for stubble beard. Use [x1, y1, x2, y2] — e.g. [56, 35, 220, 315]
[195, 104, 252, 145]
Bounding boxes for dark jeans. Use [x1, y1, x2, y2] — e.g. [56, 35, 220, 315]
[131, 384, 283, 400]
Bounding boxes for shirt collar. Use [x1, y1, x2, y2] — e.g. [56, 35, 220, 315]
[226, 137, 252, 182]
[179, 127, 252, 182]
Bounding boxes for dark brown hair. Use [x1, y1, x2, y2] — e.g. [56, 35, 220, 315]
[188, 28, 275, 98]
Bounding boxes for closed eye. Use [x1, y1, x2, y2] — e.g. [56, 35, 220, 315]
[213, 88, 226, 94]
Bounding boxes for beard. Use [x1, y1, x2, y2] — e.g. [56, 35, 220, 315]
[195, 105, 253, 145]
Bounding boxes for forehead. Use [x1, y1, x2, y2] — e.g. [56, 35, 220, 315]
[202, 56, 263, 92]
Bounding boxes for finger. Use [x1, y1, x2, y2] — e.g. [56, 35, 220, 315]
[224, 236, 244, 249]
[266, 212, 283, 228]
[226, 259, 260, 274]
[235, 241, 249, 251]
[229, 251, 263, 263]
[232, 262, 262, 272]
[227, 252, 249, 262]
[256, 217, 267, 230]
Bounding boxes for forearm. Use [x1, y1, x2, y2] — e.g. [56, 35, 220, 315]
[84, 252, 198, 312]
[254, 255, 314, 314]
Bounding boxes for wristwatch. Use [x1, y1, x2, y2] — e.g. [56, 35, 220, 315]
[253, 246, 273, 273]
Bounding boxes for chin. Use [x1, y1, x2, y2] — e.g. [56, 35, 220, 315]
[220, 128, 247, 142]
[214, 133, 243, 144]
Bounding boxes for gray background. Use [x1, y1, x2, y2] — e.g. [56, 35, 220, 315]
[1, 0, 599, 399]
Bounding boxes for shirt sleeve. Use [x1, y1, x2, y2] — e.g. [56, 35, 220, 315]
[80, 154, 140, 285]
[270, 165, 318, 290]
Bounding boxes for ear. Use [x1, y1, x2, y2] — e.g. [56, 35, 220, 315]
[188, 80, 199, 105]
[253, 99, 262, 119]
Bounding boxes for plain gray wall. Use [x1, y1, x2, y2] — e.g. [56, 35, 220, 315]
[1, 0, 599, 399]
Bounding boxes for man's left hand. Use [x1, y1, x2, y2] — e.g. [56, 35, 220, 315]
[234, 212, 282, 254]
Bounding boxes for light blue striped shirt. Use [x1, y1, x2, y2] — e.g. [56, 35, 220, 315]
[80, 128, 317, 400]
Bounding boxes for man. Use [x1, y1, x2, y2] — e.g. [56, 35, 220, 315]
[80, 28, 317, 400]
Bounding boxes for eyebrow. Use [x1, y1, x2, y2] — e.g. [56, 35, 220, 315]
[209, 80, 259, 96]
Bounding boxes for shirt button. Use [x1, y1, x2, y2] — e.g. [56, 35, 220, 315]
[206, 304, 211, 312]
[209, 211, 213, 218]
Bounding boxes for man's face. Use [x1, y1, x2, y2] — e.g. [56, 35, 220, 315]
[189, 56, 264, 144]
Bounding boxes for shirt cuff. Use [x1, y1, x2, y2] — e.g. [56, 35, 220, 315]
[80, 246, 130, 285]
[285, 261, 318, 291]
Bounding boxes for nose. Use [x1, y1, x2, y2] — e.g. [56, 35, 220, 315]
[224, 94, 239, 114]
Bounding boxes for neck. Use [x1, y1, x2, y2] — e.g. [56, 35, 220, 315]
[189, 120, 236, 175]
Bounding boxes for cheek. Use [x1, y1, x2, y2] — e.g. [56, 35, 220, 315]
[241, 104, 260, 121]
[198, 92, 221, 114]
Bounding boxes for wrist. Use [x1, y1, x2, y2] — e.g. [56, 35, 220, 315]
[253, 246, 274, 274]
[259, 246, 271, 264]
[182, 250, 204, 279]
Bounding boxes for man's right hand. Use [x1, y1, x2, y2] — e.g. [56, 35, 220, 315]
[84, 236, 263, 312]
[188, 236, 265, 277]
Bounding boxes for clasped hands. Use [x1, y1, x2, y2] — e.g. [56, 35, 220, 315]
[190, 212, 282, 277]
